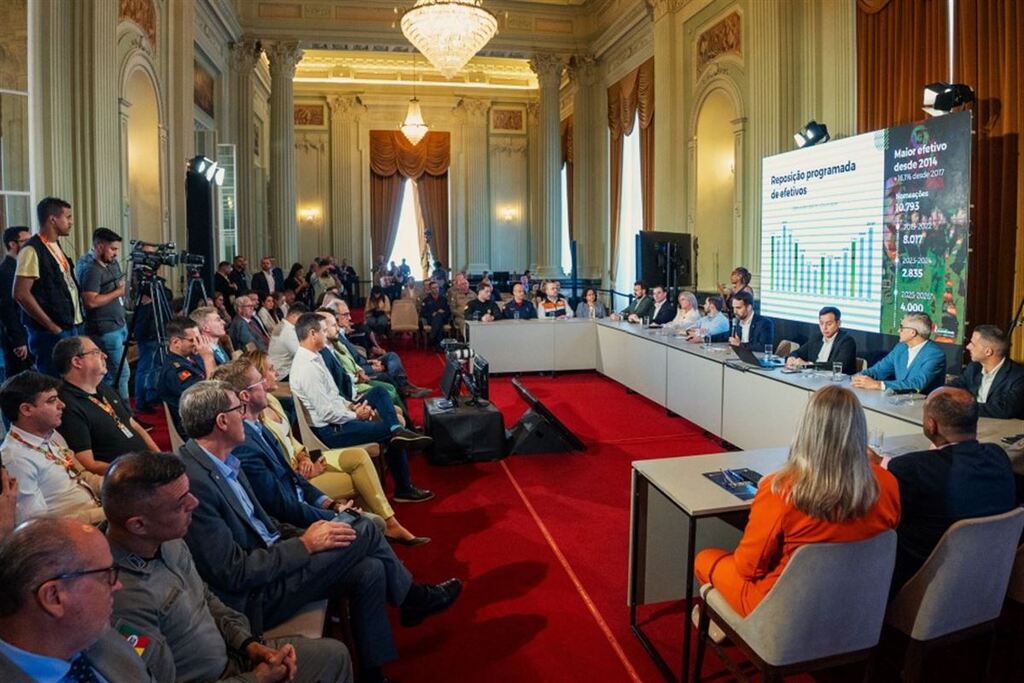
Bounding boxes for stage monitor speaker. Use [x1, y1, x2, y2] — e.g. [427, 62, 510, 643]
[636, 231, 693, 289]
[507, 379, 587, 455]
[185, 170, 216, 297]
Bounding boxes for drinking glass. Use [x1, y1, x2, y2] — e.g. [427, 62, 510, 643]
[868, 428, 885, 452]
[831, 361, 843, 382]
[513, 310, 520, 320]
[764, 344, 773, 360]
[702, 334, 712, 351]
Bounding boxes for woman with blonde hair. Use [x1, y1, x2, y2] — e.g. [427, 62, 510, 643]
[694, 385, 899, 617]
[243, 349, 429, 546]
[667, 291, 700, 332]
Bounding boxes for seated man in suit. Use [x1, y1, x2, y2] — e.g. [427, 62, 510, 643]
[610, 281, 653, 322]
[103, 452, 353, 683]
[334, 301, 430, 399]
[785, 306, 858, 374]
[947, 324, 1024, 419]
[228, 293, 270, 353]
[649, 285, 677, 326]
[158, 318, 217, 437]
[853, 313, 946, 393]
[877, 387, 1016, 591]
[0, 517, 158, 681]
[189, 305, 232, 365]
[713, 290, 774, 348]
[212, 358, 384, 530]
[176, 380, 461, 683]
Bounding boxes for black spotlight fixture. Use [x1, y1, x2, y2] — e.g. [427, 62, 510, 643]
[922, 82, 975, 116]
[794, 120, 831, 148]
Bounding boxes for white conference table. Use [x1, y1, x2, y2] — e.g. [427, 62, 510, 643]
[467, 317, 1024, 682]
[627, 427, 1023, 682]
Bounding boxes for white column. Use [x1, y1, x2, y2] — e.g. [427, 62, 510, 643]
[232, 39, 261, 263]
[529, 53, 565, 279]
[265, 41, 303, 266]
[526, 101, 540, 272]
[456, 98, 491, 272]
[568, 55, 598, 279]
[328, 95, 368, 271]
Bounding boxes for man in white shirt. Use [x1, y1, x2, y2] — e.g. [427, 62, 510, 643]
[0, 371, 104, 524]
[289, 313, 434, 502]
[268, 302, 308, 380]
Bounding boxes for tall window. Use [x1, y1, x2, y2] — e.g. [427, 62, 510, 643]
[560, 165, 572, 276]
[389, 179, 425, 279]
[216, 144, 238, 263]
[0, 0, 31, 230]
[614, 118, 642, 296]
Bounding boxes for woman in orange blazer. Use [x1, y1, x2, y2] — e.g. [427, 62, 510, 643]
[695, 385, 901, 617]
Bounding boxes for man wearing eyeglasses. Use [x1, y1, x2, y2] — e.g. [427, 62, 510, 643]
[0, 517, 157, 681]
[0, 371, 105, 524]
[852, 313, 947, 394]
[54, 336, 159, 476]
[176, 380, 460, 683]
[103, 452, 353, 683]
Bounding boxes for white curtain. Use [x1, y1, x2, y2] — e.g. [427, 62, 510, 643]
[614, 118, 642, 296]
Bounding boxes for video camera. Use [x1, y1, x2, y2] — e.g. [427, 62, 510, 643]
[128, 240, 205, 271]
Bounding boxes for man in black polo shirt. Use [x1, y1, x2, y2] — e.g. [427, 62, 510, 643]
[13, 197, 84, 377]
[464, 282, 503, 322]
[53, 336, 157, 475]
[76, 228, 129, 400]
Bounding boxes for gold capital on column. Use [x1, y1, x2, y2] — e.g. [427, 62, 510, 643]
[265, 41, 304, 78]
[528, 53, 565, 86]
[231, 38, 262, 72]
[567, 55, 598, 86]
[328, 95, 367, 121]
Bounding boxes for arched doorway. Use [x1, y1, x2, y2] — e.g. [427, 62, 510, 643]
[694, 89, 737, 291]
[122, 67, 162, 244]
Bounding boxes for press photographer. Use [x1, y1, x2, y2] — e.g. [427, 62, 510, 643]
[75, 228, 128, 399]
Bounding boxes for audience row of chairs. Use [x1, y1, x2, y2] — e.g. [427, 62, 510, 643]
[694, 507, 1024, 682]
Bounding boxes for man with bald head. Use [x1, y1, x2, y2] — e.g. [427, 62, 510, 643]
[881, 386, 1016, 591]
[0, 517, 157, 681]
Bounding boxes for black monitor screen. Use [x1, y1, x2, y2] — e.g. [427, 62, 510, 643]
[473, 354, 489, 400]
[440, 356, 461, 400]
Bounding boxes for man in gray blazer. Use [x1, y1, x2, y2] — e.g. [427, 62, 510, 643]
[0, 517, 157, 682]
[176, 379, 461, 683]
[611, 281, 655, 323]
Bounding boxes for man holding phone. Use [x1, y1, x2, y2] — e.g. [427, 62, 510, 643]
[76, 228, 129, 399]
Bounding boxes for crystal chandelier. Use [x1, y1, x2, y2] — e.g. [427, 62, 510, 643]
[401, 0, 498, 80]
[400, 53, 429, 145]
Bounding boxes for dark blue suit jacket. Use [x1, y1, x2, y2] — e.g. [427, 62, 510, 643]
[712, 314, 774, 348]
[252, 268, 285, 299]
[320, 347, 355, 399]
[948, 359, 1024, 419]
[233, 421, 333, 529]
[862, 339, 946, 393]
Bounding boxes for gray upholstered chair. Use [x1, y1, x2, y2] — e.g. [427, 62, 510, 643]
[293, 396, 384, 481]
[774, 339, 798, 358]
[1008, 541, 1024, 604]
[694, 530, 897, 683]
[263, 600, 328, 639]
[885, 507, 1024, 682]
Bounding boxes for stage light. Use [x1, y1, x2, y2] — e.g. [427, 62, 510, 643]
[922, 82, 975, 116]
[213, 166, 225, 186]
[794, 121, 830, 148]
[188, 156, 214, 176]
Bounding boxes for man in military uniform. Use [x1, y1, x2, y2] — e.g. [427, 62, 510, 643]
[103, 451, 353, 683]
[158, 318, 216, 437]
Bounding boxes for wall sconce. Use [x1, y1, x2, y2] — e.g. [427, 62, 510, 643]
[299, 207, 321, 224]
[499, 206, 517, 222]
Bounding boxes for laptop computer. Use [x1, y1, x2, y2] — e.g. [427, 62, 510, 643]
[730, 344, 778, 370]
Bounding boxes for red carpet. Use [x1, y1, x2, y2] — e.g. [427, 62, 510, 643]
[380, 344, 725, 682]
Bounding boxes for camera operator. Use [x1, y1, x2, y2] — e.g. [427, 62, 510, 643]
[76, 228, 129, 400]
[130, 245, 172, 413]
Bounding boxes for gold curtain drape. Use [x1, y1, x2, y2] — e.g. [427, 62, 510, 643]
[369, 131, 451, 269]
[369, 173, 404, 271]
[561, 116, 574, 241]
[608, 57, 655, 281]
[954, 0, 1024, 348]
[856, 0, 948, 133]
[416, 174, 450, 273]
